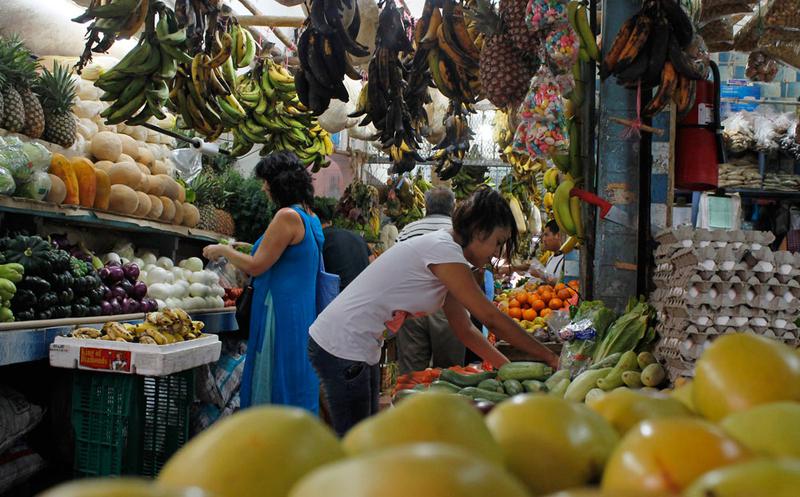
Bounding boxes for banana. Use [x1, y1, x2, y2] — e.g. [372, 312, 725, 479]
[421, 7, 443, 47]
[239, 28, 256, 68]
[569, 195, 583, 237]
[144, 328, 168, 345]
[234, 25, 248, 68]
[543, 191, 554, 209]
[105, 91, 146, 124]
[600, 13, 638, 79]
[447, 4, 481, 62]
[158, 47, 178, 79]
[575, 5, 599, 61]
[667, 36, 704, 80]
[117, 76, 147, 103]
[554, 178, 576, 236]
[209, 32, 234, 69]
[124, 42, 161, 75]
[559, 235, 580, 254]
[117, 0, 148, 38]
[643, 61, 678, 117]
[208, 66, 232, 96]
[613, 12, 653, 75]
[83, 0, 140, 20]
[159, 41, 193, 64]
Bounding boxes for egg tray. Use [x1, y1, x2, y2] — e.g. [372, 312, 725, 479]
[654, 227, 774, 247]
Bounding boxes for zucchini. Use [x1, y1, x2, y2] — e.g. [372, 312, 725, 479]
[548, 378, 571, 398]
[497, 362, 553, 381]
[392, 389, 418, 404]
[503, 379, 524, 396]
[477, 378, 504, 393]
[522, 380, 548, 393]
[622, 370, 644, 388]
[545, 369, 571, 390]
[458, 387, 509, 404]
[564, 367, 613, 402]
[439, 369, 496, 388]
[597, 351, 639, 391]
[588, 352, 622, 370]
[428, 380, 462, 393]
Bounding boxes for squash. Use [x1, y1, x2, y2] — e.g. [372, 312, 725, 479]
[94, 168, 111, 210]
[147, 194, 163, 219]
[137, 146, 154, 166]
[49, 153, 80, 205]
[108, 162, 143, 190]
[70, 157, 97, 208]
[117, 153, 136, 164]
[172, 200, 185, 225]
[147, 174, 166, 196]
[94, 160, 115, 173]
[157, 174, 181, 200]
[118, 133, 139, 159]
[90, 131, 122, 162]
[182, 203, 200, 228]
[151, 159, 169, 175]
[46, 174, 67, 204]
[133, 191, 152, 217]
[159, 196, 176, 222]
[108, 184, 139, 214]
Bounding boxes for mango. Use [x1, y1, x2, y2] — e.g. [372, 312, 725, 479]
[670, 379, 695, 412]
[693, 333, 800, 421]
[684, 458, 800, 497]
[588, 388, 693, 435]
[343, 391, 503, 465]
[289, 443, 529, 497]
[158, 406, 344, 497]
[38, 479, 206, 497]
[486, 394, 619, 495]
[602, 418, 752, 494]
[543, 489, 678, 497]
[720, 401, 800, 458]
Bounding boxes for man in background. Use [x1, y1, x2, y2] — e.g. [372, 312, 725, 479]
[315, 202, 372, 291]
[530, 220, 566, 284]
[395, 187, 466, 374]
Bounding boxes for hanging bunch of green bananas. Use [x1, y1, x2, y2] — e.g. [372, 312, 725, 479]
[94, 2, 190, 126]
[73, 0, 151, 73]
[230, 59, 334, 169]
[168, 21, 253, 141]
[430, 103, 475, 181]
[451, 165, 491, 201]
[383, 175, 428, 228]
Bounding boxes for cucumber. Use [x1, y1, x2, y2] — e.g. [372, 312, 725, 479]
[637, 351, 657, 370]
[641, 363, 666, 387]
[458, 387, 509, 404]
[503, 379, 524, 396]
[428, 380, 462, 393]
[548, 378, 571, 398]
[477, 378, 505, 393]
[597, 351, 639, 391]
[588, 352, 622, 370]
[392, 389, 418, 404]
[564, 367, 612, 402]
[545, 369, 571, 390]
[622, 370, 644, 388]
[522, 380, 548, 393]
[497, 362, 553, 381]
[440, 369, 496, 388]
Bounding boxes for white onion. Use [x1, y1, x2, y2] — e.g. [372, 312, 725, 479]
[156, 256, 174, 270]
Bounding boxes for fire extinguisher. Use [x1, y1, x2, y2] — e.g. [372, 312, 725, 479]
[675, 60, 726, 191]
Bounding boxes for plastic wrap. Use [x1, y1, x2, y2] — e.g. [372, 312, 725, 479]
[20, 141, 51, 174]
[746, 51, 779, 81]
[761, 37, 800, 70]
[14, 170, 51, 201]
[525, 0, 568, 33]
[699, 18, 734, 52]
[544, 22, 580, 74]
[722, 111, 755, 153]
[699, 1, 756, 25]
[753, 109, 780, 154]
[763, 0, 800, 30]
[0, 137, 32, 184]
[0, 166, 15, 195]
[779, 121, 800, 160]
[512, 67, 569, 158]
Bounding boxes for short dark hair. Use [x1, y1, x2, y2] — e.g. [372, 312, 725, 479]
[452, 186, 518, 263]
[544, 220, 559, 234]
[254, 152, 315, 209]
[314, 197, 336, 223]
[425, 187, 455, 216]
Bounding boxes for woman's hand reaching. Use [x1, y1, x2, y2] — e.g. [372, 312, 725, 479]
[203, 244, 230, 261]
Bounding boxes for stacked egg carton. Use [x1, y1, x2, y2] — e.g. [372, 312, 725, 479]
[651, 227, 800, 380]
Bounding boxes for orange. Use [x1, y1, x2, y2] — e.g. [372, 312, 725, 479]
[509, 299, 521, 308]
[549, 298, 564, 310]
[531, 299, 545, 311]
[516, 292, 528, 304]
[540, 308, 552, 318]
[568, 280, 580, 289]
[522, 309, 537, 321]
[540, 291, 554, 303]
[555, 283, 566, 291]
[509, 307, 523, 319]
[557, 289, 571, 301]
[540, 285, 554, 294]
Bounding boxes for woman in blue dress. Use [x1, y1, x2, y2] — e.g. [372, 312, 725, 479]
[203, 152, 321, 412]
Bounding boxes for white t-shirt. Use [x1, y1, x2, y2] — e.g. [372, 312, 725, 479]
[309, 230, 469, 364]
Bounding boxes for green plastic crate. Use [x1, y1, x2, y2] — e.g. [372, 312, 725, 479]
[71, 369, 194, 477]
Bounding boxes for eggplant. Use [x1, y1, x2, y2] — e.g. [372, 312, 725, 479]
[100, 300, 113, 315]
[109, 299, 122, 315]
[121, 298, 140, 314]
[131, 281, 147, 299]
[106, 265, 124, 283]
[123, 263, 140, 281]
[101, 284, 113, 300]
[98, 267, 110, 281]
[111, 286, 127, 301]
[117, 278, 133, 295]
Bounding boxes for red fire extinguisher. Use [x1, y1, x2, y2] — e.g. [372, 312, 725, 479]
[675, 61, 726, 191]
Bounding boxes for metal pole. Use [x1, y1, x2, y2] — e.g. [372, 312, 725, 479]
[593, 0, 643, 312]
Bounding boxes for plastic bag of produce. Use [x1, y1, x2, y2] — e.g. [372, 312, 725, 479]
[14, 170, 51, 201]
[722, 111, 755, 153]
[20, 141, 51, 174]
[593, 296, 655, 362]
[172, 147, 203, 183]
[753, 108, 780, 153]
[557, 300, 616, 375]
[0, 166, 15, 195]
[0, 138, 33, 184]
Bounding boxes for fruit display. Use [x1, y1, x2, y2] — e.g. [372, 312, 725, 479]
[496, 282, 579, 328]
[428, 105, 476, 180]
[0, 235, 105, 321]
[381, 173, 430, 228]
[72, 0, 150, 72]
[334, 180, 381, 240]
[68, 308, 205, 344]
[0, 257, 23, 322]
[601, 0, 704, 116]
[543, 168, 583, 254]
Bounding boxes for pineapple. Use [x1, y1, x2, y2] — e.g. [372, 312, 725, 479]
[470, 0, 534, 109]
[191, 172, 236, 236]
[0, 35, 43, 137]
[34, 63, 77, 148]
[499, 0, 539, 55]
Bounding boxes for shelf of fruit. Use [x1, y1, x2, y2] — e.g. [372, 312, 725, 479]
[495, 280, 581, 339]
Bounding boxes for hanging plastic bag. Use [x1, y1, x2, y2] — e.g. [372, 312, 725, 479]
[526, 0, 569, 33]
[753, 108, 779, 154]
[20, 141, 51, 174]
[513, 67, 569, 158]
[544, 22, 579, 74]
[746, 51, 779, 82]
[171, 147, 203, 183]
[721, 111, 755, 153]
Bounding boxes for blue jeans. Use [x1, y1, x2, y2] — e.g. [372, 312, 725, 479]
[308, 338, 380, 437]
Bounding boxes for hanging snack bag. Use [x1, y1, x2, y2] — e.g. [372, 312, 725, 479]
[544, 22, 580, 74]
[526, 0, 569, 33]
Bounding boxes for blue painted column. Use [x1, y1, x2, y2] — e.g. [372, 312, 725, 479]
[592, 0, 643, 312]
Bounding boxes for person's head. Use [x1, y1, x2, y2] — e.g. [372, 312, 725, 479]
[424, 187, 455, 217]
[254, 152, 315, 208]
[452, 186, 518, 267]
[542, 220, 562, 252]
[314, 198, 335, 227]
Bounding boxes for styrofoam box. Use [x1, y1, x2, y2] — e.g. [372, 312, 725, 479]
[49, 334, 221, 376]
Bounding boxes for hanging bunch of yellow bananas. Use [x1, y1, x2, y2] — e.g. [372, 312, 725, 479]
[543, 168, 583, 255]
[383, 175, 429, 229]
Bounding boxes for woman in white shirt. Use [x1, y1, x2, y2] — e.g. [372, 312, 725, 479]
[308, 187, 559, 435]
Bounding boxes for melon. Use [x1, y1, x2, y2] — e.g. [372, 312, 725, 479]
[182, 203, 200, 227]
[118, 133, 138, 159]
[133, 191, 152, 217]
[172, 201, 185, 225]
[137, 146, 154, 166]
[108, 162, 143, 190]
[117, 153, 136, 164]
[46, 174, 67, 204]
[159, 196, 176, 222]
[107, 184, 139, 214]
[90, 131, 122, 162]
[147, 195, 163, 219]
[93, 160, 115, 174]
[147, 174, 167, 196]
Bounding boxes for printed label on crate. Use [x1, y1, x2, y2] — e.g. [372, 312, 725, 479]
[79, 348, 132, 372]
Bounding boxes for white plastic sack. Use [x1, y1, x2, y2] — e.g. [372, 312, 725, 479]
[318, 78, 363, 133]
[346, 0, 380, 69]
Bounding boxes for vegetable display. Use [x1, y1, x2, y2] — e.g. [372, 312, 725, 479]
[70, 309, 205, 345]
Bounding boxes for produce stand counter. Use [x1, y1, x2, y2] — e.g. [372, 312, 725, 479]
[0, 308, 237, 367]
